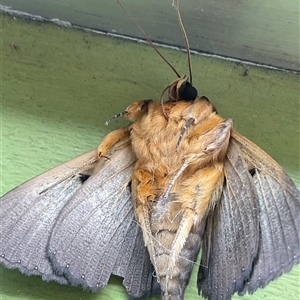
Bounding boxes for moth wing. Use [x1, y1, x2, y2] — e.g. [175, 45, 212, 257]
[0, 149, 97, 284]
[231, 130, 300, 294]
[198, 131, 300, 300]
[47, 144, 159, 299]
[198, 137, 260, 300]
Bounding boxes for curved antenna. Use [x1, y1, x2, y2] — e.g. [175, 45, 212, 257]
[173, 0, 193, 85]
[117, 0, 180, 78]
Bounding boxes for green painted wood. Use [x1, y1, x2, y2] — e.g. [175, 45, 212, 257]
[1, 0, 299, 71]
[0, 15, 299, 300]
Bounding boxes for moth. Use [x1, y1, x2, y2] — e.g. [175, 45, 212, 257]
[1, 1, 299, 300]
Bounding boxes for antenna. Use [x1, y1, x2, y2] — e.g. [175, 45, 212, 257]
[173, 0, 193, 85]
[117, 0, 181, 78]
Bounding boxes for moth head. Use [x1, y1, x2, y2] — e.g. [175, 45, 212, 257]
[160, 77, 198, 118]
[169, 77, 198, 102]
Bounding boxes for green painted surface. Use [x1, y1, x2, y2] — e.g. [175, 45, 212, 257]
[0, 15, 299, 300]
[2, 0, 300, 70]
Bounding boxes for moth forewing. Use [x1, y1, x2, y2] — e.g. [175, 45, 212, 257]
[198, 135, 300, 300]
[229, 132, 300, 294]
[47, 141, 154, 295]
[0, 140, 160, 298]
[198, 139, 261, 299]
[0, 150, 97, 284]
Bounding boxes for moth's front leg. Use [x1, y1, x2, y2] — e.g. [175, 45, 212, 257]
[181, 96, 214, 125]
[176, 97, 215, 149]
[97, 127, 131, 158]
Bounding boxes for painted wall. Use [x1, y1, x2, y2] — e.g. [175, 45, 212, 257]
[1, 0, 299, 71]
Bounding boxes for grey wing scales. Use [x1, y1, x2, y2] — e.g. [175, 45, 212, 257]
[0, 150, 97, 284]
[231, 132, 300, 294]
[47, 145, 159, 298]
[198, 133, 300, 300]
[198, 139, 260, 300]
[1, 143, 160, 299]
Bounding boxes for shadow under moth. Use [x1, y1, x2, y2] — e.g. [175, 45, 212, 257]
[1, 1, 299, 300]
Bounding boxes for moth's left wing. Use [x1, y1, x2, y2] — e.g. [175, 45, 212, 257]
[198, 131, 300, 300]
[197, 137, 260, 300]
[232, 131, 300, 294]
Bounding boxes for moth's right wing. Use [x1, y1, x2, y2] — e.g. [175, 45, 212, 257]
[0, 148, 98, 284]
[0, 141, 159, 299]
[47, 143, 159, 298]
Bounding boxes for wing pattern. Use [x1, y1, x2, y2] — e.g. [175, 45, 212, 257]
[0, 144, 159, 299]
[198, 133, 300, 300]
[0, 150, 97, 284]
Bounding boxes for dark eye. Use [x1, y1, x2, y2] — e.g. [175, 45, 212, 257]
[178, 81, 198, 100]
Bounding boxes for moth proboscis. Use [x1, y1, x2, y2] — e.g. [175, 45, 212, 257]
[0, 1, 299, 300]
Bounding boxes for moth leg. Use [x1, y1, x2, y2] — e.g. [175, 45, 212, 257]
[135, 204, 161, 283]
[164, 210, 195, 289]
[182, 97, 214, 125]
[131, 168, 158, 204]
[176, 97, 214, 148]
[96, 127, 130, 158]
[131, 166, 165, 282]
[161, 161, 189, 203]
[176, 119, 194, 150]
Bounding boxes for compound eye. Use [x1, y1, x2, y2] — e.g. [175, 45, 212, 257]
[178, 80, 198, 101]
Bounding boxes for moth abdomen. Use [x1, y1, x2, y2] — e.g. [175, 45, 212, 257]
[149, 198, 205, 300]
